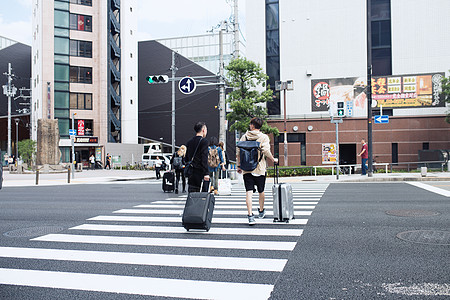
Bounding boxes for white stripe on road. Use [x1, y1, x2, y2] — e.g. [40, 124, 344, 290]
[113, 209, 312, 216]
[142, 200, 319, 208]
[32, 234, 297, 251]
[0, 268, 273, 299]
[134, 204, 316, 210]
[70, 224, 304, 237]
[88, 215, 309, 225]
[406, 182, 450, 197]
[0, 247, 286, 272]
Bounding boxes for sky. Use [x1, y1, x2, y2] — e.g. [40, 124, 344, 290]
[0, 0, 245, 45]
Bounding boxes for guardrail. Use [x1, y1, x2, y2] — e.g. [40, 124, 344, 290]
[389, 161, 447, 172]
[312, 163, 390, 176]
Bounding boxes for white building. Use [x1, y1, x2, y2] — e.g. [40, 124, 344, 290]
[31, 0, 138, 166]
[246, 0, 450, 166]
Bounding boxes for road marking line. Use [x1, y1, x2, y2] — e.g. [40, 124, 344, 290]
[155, 201, 319, 205]
[88, 216, 309, 225]
[32, 234, 297, 251]
[0, 268, 274, 299]
[134, 204, 316, 210]
[406, 182, 450, 197]
[0, 247, 286, 272]
[113, 209, 313, 216]
[70, 224, 304, 237]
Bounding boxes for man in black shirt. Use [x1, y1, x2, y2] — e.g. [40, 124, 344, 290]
[185, 121, 210, 192]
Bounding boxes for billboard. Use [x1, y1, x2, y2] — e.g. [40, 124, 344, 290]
[311, 77, 367, 117]
[311, 72, 444, 116]
[371, 73, 445, 108]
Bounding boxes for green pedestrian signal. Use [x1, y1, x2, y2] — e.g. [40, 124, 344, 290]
[146, 75, 169, 84]
[337, 101, 345, 117]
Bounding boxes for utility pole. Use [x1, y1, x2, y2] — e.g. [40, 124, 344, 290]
[71, 112, 76, 179]
[170, 51, 178, 155]
[366, 0, 373, 177]
[2, 63, 17, 157]
[219, 25, 226, 150]
[233, 0, 239, 59]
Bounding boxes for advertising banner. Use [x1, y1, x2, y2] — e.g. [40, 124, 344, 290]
[311, 72, 444, 115]
[371, 72, 445, 108]
[311, 77, 367, 117]
[77, 120, 85, 136]
[322, 143, 336, 164]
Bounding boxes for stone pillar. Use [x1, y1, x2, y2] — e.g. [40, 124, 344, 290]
[36, 119, 61, 165]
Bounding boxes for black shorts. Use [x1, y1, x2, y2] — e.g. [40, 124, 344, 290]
[243, 173, 266, 193]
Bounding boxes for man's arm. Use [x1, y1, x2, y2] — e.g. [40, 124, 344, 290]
[261, 136, 278, 164]
[200, 140, 210, 180]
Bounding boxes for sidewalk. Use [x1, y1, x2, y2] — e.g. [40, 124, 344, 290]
[1, 168, 449, 188]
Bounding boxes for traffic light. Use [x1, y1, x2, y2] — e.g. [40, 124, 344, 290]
[146, 75, 169, 84]
[337, 101, 345, 117]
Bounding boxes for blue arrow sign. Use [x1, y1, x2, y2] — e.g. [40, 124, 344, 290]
[69, 129, 76, 136]
[179, 77, 196, 95]
[374, 115, 389, 124]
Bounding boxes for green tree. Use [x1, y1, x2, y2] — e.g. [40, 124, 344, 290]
[18, 139, 36, 166]
[441, 72, 450, 123]
[225, 58, 279, 135]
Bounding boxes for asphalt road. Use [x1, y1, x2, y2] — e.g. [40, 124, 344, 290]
[0, 181, 448, 299]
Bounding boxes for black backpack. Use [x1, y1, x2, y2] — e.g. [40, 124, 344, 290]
[236, 137, 263, 171]
[173, 156, 183, 169]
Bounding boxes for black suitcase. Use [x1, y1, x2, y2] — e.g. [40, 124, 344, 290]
[182, 183, 215, 231]
[162, 171, 175, 192]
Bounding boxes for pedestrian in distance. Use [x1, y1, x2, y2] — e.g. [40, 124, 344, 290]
[185, 121, 210, 193]
[218, 141, 229, 178]
[208, 137, 226, 195]
[358, 138, 368, 175]
[171, 145, 187, 193]
[105, 153, 112, 170]
[89, 154, 95, 170]
[154, 156, 163, 180]
[237, 117, 278, 226]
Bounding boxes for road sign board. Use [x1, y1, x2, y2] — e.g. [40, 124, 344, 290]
[178, 77, 196, 95]
[69, 129, 76, 136]
[374, 115, 389, 124]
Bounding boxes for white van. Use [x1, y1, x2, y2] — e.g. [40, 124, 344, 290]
[141, 153, 171, 168]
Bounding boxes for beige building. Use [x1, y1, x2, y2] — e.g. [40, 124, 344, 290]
[32, 0, 138, 166]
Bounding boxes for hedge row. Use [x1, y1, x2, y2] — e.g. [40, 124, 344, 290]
[266, 166, 333, 177]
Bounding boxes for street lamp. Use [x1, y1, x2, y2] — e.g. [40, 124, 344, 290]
[275, 80, 294, 166]
[14, 118, 19, 163]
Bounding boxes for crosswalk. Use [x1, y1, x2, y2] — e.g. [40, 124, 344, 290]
[0, 182, 329, 299]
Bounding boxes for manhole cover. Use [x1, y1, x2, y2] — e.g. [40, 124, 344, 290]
[397, 230, 450, 245]
[4, 226, 64, 238]
[386, 210, 440, 217]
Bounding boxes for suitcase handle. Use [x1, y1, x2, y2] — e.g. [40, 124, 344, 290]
[200, 180, 211, 193]
[274, 162, 279, 185]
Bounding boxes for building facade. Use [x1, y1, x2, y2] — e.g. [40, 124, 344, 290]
[157, 32, 245, 75]
[246, 0, 450, 167]
[31, 0, 138, 166]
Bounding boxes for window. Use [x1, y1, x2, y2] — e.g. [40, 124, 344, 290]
[130, 76, 133, 81]
[130, 7, 132, 12]
[265, 0, 280, 115]
[54, 64, 69, 81]
[130, 99, 133, 105]
[69, 93, 93, 110]
[69, 40, 92, 57]
[69, 66, 92, 83]
[130, 53, 133, 58]
[392, 143, 398, 164]
[54, 10, 69, 28]
[423, 142, 429, 150]
[70, 0, 92, 7]
[69, 13, 92, 32]
[54, 37, 69, 54]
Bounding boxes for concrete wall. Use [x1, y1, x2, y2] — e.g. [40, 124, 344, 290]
[105, 142, 143, 166]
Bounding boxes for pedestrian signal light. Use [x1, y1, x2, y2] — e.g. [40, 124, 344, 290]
[337, 101, 345, 117]
[146, 75, 169, 84]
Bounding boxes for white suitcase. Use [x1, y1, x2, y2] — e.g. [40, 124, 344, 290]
[272, 164, 294, 222]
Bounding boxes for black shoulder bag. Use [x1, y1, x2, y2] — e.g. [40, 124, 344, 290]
[184, 138, 202, 178]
